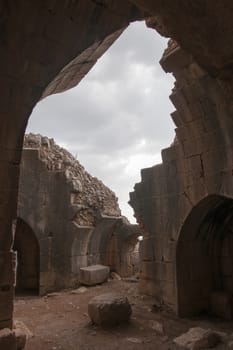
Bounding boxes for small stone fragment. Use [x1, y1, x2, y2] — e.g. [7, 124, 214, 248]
[127, 337, 143, 344]
[149, 320, 164, 334]
[14, 328, 26, 350]
[13, 321, 33, 338]
[110, 272, 121, 280]
[46, 292, 60, 298]
[71, 287, 87, 294]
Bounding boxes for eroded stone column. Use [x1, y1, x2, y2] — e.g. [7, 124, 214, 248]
[0, 134, 25, 329]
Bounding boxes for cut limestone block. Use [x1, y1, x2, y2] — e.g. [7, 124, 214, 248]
[88, 293, 132, 326]
[79, 265, 110, 286]
[0, 328, 17, 350]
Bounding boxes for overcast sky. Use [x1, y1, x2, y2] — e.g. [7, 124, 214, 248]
[27, 21, 175, 223]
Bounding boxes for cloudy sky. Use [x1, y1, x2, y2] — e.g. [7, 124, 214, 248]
[27, 21, 175, 223]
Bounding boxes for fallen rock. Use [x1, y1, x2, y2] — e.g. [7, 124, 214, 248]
[79, 265, 110, 286]
[110, 272, 121, 280]
[88, 293, 132, 326]
[149, 320, 164, 334]
[127, 337, 143, 344]
[70, 287, 87, 294]
[173, 327, 224, 349]
[14, 328, 26, 350]
[0, 328, 17, 350]
[46, 292, 60, 298]
[14, 320, 33, 338]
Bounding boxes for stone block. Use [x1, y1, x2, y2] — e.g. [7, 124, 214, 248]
[88, 293, 131, 326]
[0, 328, 16, 350]
[79, 265, 110, 286]
[14, 328, 26, 350]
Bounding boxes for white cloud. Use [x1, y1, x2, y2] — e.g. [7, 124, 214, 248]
[27, 21, 175, 223]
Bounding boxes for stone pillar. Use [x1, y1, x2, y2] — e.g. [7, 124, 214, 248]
[0, 251, 16, 329]
[0, 135, 25, 329]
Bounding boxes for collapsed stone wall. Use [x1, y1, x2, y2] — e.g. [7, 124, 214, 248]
[129, 41, 233, 314]
[24, 133, 121, 226]
[17, 134, 141, 294]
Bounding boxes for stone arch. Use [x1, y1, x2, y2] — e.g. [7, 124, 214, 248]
[177, 194, 233, 318]
[104, 221, 141, 277]
[13, 218, 40, 295]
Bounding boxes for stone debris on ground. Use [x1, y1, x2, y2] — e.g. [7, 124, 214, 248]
[173, 327, 226, 349]
[110, 272, 122, 280]
[13, 320, 33, 339]
[79, 265, 110, 286]
[148, 320, 164, 334]
[127, 337, 143, 344]
[14, 328, 26, 350]
[24, 134, 121, 227]
[46, 292, 60, 298]
[70, 287, 88, 294]
[88, 293, 132, 326]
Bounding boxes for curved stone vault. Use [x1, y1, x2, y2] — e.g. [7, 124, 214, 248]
[0, 0, 233, 332]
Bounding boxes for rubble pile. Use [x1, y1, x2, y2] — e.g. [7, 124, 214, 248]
[24, 134, 121, 226]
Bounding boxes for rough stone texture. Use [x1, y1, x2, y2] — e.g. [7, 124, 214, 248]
[88, 293, 132, 326]
[130, 41, 233, 316]
[0, 0, 233, 331]
[17, 134, 140, 294]
[0, 328, 17, 350]
[14, 328, 26, 350]
[0, 1, 142, 328]
[79, 265, 110, 286]
[173, 327, 223, 349]
[23, 133, 121, 222]
[131, 1, 233, 77]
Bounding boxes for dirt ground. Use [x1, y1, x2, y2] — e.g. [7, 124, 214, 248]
[14, 279, 233, 350]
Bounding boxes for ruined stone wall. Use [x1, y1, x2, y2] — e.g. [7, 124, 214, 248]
[130, 42, 233, 313]
[18, 134, 139, 294]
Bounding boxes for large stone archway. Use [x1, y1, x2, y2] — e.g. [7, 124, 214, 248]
[0, 0, 233, 332]
[177, 195, 233, 318]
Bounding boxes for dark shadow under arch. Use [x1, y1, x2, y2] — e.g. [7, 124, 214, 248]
[13, 218, 40, 295]
[177, 195, 233, 318]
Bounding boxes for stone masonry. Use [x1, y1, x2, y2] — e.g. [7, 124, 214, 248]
[0, 0, 233, 332]
[130, 40, 233, 316]
[16, 134, 141, 294]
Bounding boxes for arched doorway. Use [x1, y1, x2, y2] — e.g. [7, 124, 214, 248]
[177, 195, 233, 318]
[13, 218, 40, 295]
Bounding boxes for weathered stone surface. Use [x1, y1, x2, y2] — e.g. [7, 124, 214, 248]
[13, 321, 33, 339]
[88, 293, 132, 326]
[23, 133, 121, 223]
[0, 328, 16, 350]
[14, 328, 26, 350]
[173, 327, 224, 349]
[130, 38, 233, 316]
[79, 265, 110, 286]
[17, 135, 140, 294]
[0, 0, 233, 331]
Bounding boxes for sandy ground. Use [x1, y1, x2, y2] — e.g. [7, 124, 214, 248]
[14, 279, 233, 350]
